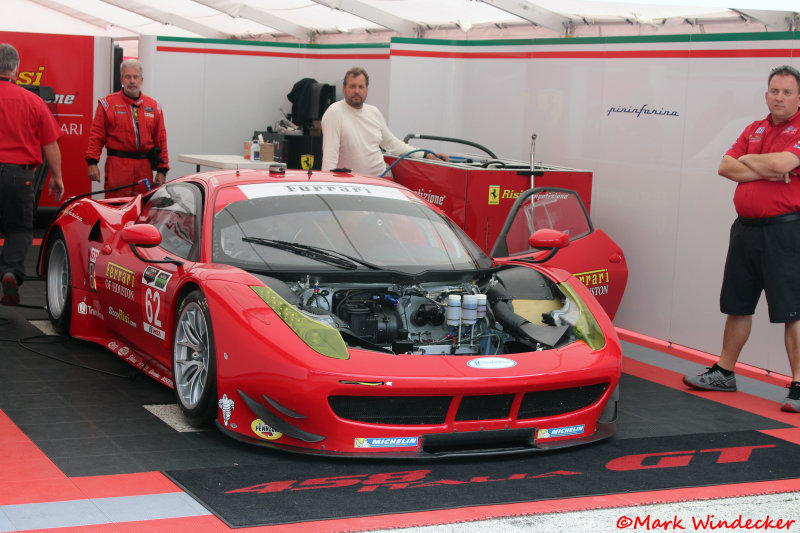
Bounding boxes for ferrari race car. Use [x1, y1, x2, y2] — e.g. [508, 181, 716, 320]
[40, 166, 622, 457]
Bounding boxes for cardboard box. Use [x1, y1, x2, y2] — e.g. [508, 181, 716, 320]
[243, 141, 275, 162]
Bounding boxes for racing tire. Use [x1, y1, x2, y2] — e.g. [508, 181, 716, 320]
[45, 233, 72, 335]
[172, 289, 218, 427]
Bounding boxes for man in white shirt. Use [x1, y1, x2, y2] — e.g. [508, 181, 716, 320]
[321, 67, 447, 176]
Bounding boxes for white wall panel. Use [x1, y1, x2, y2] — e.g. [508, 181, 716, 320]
[593, 59, 690, 340]
[142, 32, 799, 377]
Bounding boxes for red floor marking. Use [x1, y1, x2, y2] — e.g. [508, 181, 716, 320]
[0, 238, 42, 246]
[0, 411, 68, 503]
[0, 409, 180, 505]
[622, 356, 800, 428]
[617, 327, 792, 388]
[70, 472, 183, 498]
[759, 427, 800, 445]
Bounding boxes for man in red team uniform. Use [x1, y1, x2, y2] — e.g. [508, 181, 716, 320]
[684, 65, 800, 412]
[86, 58, 169, 199]
[0, 43, 63, 306]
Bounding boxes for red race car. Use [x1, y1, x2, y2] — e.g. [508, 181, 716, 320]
[40, 166, 621, 457]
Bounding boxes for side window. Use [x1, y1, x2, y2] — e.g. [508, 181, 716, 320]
[138, 183, 202, 260]
[497, 189, 592, 256]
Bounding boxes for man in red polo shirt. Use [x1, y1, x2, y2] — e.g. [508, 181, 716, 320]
[684, 65, 800, 412]
[86, 58, 169, 199]
[0, 43, 63, 306]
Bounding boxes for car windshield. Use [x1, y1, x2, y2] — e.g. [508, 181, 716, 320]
[211, 182, 492, 274]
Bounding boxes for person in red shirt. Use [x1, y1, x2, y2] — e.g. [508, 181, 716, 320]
[86, 58, 169, 199]
[684, 65, 800, 413]
[0, 43, 63, 306]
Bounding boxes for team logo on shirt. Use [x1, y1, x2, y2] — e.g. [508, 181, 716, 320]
[749, 126, 766, 142]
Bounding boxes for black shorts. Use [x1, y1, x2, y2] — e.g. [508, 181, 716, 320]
[720, 215, 800, 323]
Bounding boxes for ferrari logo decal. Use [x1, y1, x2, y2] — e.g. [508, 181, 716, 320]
[574, 268, 610, 296]
[488, 185, 500, 205]
[574, 268, 609, 287]
[106, 262, 135, 288]
[301, 154, 314, 170]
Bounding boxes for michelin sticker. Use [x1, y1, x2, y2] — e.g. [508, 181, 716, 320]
[467, 357, 517, 369]
[537, 424, 585, 439]
[355, 437, 419, 448]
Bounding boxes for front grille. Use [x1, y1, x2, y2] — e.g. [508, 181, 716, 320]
[518, 383, 608, 419]
[328, 395, 451, 424]
[455, 394, 514, 421]
[329, 383, 608, 426]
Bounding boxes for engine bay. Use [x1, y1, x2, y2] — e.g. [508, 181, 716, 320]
[262, 267, 588, 356]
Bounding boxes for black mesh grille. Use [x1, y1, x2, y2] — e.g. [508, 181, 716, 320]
[518, 383, 608, 419]
[328, 396, 451, 425]
[455, 394, 514, 421]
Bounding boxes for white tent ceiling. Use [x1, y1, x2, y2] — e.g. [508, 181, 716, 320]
[3, 0, 798, 43]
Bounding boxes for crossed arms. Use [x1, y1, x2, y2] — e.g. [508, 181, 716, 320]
[719, 151, 800, 183]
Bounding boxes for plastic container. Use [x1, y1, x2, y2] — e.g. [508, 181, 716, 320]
[446, 295, 461, 326]
[462, 294, 477, 325]
[250, 140, 260, 161]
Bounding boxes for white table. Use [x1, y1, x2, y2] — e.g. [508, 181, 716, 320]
[179, 154, 275, 172]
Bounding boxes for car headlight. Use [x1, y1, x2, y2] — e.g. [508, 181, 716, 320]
[251, 285, 349, 360]
[554, 282, 606, 351]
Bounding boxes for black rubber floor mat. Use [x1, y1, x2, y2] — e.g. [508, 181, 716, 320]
[165, 430, 800, 528]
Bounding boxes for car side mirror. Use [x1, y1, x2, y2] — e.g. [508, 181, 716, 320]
[529, 228, 569, 249]
[523, 229, 569, 264]
[121, 224, 162, 248]
[121, 224, 183, 266]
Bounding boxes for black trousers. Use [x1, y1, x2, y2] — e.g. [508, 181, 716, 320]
[0, 163, 35, 285]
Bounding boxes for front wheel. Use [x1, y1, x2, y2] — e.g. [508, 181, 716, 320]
[45, 233, 71, 334]
[172, 289, 217, 427]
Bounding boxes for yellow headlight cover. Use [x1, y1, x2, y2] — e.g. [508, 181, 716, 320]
[559, 282, 606, 351]
[251, 285, 349, 359]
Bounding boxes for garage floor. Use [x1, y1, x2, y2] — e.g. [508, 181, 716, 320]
[0, 243, 799, 531]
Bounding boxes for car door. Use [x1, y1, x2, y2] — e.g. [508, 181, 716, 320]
[94, 182, 202, 360]
[491, 187, 627, 319]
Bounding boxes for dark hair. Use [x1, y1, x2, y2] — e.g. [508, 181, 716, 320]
[0, 43, 20, 76]
[768, 65, 800, 90]
[343, 66, 369, 87]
